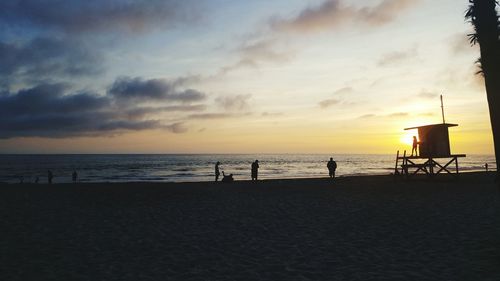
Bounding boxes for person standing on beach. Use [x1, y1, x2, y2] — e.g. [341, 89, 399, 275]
[411, 136, 419, 156]
[327, 158, 337, 179]
[48, 170, 53, 184]
[215, 161, 221, 182]
[72, 171, 78, 183]
[251, 160, 259, 181]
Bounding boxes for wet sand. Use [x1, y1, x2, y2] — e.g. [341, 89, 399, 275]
[1, 172, 499, 280]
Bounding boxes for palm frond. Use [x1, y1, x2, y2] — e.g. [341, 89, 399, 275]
[468, 33, 479, 45]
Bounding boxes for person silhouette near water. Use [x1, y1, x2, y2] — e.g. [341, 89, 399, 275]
[411, 136, 419, 156]
[327, 157, 337, 179]
[251, 160, 259, 181]
[72, 171, 78, 183]
[48, 170, 53, 184]
[215, 161, 221, 182]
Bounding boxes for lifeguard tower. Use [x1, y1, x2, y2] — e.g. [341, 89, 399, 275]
[395, 96, 466, 177]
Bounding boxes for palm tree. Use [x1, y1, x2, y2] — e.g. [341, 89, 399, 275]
[466, 0, 500, 177]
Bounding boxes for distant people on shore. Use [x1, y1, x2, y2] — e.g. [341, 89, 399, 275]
[251, 160, 259, 181]
[48, 170, 53, 184]
[221, 171, 234, 182]
[215, 161, 221, 182]
[327, 157, 337, 179]
[72, 171, 78, 183]
[411, 136, 419, 156]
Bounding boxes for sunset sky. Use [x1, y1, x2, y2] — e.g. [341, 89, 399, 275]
[0, 0, 495, 154]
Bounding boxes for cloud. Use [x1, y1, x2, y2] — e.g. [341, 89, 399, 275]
[358, 114, 376, 119]
[215, 94, 252, 111]
[0, 37, 103, 84]
[387, 112, 408, 118]
[270, 0, 418, 33]
[219, 0, 418, 75]
[377, 46, 418, 66]
[187, 113, 234, 119]
[187, 112, 252, 120]
[417, 90, 438, 99]
[219, 39, 293, 74]
[319, 98, 341, 108]
[261, 112, 284, 117]
[0, 81, 205, 138]
[318, 87, 354, 108]
[164, 122, 188, 134]
[0, 0, 200, 34]
[125, 105, 207, 119]
[108, 76, 206, 103]
[238, 40, 292, 64]
[333, 87, 354, 95]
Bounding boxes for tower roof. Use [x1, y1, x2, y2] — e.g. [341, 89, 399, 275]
[404, 123, 458, 130]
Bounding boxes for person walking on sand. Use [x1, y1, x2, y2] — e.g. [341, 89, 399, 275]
[72, 170, 78, 183]
[48, 170, 53, 184]
[327, 157, 337, 179]
[215, 161, 221, 182]
[411, 136, 419, 156]
[251, 160, 259, 181]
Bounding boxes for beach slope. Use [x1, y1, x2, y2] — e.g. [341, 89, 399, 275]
[1, 173, 499, 280]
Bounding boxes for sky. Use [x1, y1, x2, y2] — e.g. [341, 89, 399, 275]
[0, 0, 495, 154]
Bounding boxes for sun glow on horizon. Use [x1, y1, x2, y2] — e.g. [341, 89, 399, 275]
[400, 129, 418, 146]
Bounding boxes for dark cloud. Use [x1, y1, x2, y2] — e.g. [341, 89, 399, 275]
[125, 105, 207, 119]
[270, 0, 418, 33]
[0, 37, 103, 84]
[0, 0, 200, 34]
[0, 81, 204, 138]
[108, 77, 206, 103]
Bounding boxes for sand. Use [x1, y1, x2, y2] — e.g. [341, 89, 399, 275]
[1, 172, 499, 281]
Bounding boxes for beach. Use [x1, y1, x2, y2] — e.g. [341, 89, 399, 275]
[1, 172, 499, 280]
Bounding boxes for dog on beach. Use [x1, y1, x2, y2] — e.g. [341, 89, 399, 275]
[221, 171, 234, 183]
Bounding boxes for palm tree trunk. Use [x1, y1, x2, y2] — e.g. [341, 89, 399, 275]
[467, 0, 500, 177]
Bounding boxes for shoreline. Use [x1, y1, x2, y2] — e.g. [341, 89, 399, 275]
[1, 171, 496, 186]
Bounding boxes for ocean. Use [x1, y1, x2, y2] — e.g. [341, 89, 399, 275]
[0, 154, 496, 184]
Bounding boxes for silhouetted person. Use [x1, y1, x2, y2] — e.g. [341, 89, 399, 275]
[48, 170, 53, 184]
[485, 163, 489, 172]
[35, 176, 39, 184]
[72, 171, 78, 183]
[327, 157, 337, 179]
[251, 160, 259, 181]
[411, 136, 419, 156]
[221, 171, 234, 182]
[19, 176, 24, 184]
[215, 161, 221, 182]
